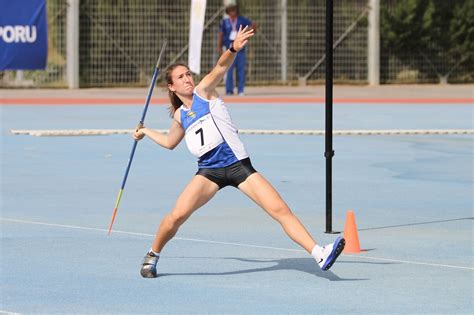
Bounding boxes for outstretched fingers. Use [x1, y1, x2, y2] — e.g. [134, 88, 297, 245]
[233, 25, 254, 51]
[239, 25, 254, 36]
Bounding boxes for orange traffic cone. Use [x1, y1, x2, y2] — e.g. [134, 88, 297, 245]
[343, 210, 361, 253]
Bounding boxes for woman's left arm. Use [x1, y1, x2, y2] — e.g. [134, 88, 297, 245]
[197, 25, 254, 97]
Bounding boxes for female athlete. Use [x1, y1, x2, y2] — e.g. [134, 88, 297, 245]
[134, 26, 345, 278]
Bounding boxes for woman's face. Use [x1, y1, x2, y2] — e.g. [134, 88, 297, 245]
[168, 66, 195, 96]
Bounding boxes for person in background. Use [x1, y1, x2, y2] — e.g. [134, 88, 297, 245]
[218, 3, 256, 96]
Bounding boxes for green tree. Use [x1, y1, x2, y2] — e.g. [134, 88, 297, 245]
[448, 0, 474, 82]
[381, 0, 472, 83]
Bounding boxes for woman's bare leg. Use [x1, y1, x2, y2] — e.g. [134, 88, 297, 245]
[238, 173, 317, 253]
[151, 175, 219, 253]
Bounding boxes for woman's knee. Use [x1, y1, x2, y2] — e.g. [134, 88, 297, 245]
[165, 210, 190, 228]
[268, 202, 293, 220]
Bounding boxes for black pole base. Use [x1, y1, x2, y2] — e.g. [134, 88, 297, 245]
[324, 230, 341, 234]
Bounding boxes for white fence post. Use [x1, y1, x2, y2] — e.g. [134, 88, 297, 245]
[67, 0, 79, 88]
[368, 0, 380, 85]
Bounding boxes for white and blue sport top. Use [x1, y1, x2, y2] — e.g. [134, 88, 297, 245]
[179, 89, 248, 168]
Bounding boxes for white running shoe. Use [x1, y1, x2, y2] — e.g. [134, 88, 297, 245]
[318, 237, 345, 271]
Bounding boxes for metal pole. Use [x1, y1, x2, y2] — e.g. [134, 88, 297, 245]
[281, 0, 287, 82]
[325, 0, 337, 234]
[67, 0, 80, 88]
[368, 0, 380, 85]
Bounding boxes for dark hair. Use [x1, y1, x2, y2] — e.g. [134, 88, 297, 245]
[165, 63, 189, 117]
[225, 5, 238, 15]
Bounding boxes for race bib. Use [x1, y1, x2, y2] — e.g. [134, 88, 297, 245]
[185, 114, 224, 157]
[229, 30, 237, 41]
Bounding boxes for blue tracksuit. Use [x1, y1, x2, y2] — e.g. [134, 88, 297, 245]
[220, 16, 252, 94]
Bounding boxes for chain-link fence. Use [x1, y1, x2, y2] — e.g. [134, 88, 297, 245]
[1, 0, 471, 88]
[286, 0, 368, 84]
[79, 0, 369, 87]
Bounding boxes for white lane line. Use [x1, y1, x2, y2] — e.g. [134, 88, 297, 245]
[343, 254, 474, 270]
[1, 217, 472, 271]
[10, 128, 474, 137]
[0, 218, 302, 252]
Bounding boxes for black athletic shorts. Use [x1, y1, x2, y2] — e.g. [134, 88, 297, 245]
[196, 158, 257, 189]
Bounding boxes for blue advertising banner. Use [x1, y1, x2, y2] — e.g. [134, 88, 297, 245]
[0, 0, 48, 70]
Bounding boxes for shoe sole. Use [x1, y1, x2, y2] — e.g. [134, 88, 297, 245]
[322, 237, 345, 271]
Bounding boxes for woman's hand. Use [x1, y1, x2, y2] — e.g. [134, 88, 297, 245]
[133, 122, 146, 141]
[232, 25, 254, 52]
[195, 25, 254, 96]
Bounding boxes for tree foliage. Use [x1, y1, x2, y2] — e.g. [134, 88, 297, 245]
[381, 0, 473, 81]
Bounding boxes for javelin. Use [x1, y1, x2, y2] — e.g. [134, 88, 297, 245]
[108, 40, 167, 235]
